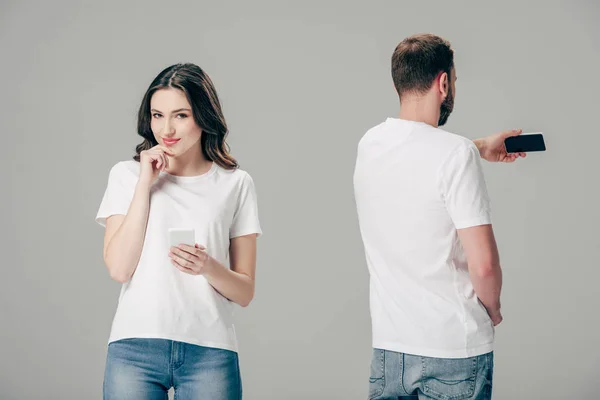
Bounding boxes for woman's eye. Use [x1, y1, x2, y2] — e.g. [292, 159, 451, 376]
[177, 114, 188, 119]
[152, 113, 162, 119]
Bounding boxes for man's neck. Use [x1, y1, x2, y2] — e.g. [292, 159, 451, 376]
[398, 97, 440, 128]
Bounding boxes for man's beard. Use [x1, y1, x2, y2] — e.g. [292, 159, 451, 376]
[438, 85, 454, 126]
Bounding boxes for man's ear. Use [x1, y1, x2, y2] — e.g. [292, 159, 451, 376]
[438, 72, 449, 98]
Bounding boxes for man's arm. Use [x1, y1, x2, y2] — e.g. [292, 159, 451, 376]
[440, 143, 504, 326]
[457, 224, 503, 326]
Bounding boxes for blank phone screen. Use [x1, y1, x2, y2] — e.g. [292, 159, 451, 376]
[504, 134, 546, 153]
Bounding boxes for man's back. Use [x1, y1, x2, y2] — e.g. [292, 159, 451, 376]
[353, 117, 495, 358]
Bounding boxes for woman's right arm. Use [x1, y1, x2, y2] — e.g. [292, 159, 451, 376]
[102, 145, 173, 283]
[102, 181, 152, 283]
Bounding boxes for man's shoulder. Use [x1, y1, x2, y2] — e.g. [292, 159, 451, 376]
[408, 126, 477, 166]
[427, 126, 474, 149]
[357, 121, 387, 146]
[356, 118, 476, 159]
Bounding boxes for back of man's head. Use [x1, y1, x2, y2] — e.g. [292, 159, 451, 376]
[392, 34, 454, 102]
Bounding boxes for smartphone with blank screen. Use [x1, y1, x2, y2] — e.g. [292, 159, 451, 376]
[168, 228, 195, 248]
[504, 133, 546, 153]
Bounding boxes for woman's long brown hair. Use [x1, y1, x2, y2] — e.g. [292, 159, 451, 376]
[133, 63, 238, 169]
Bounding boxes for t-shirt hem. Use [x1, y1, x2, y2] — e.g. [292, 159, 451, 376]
[373, 340, 494, 359]
[230, 229, 262, 239]
[95, 216, 108, 227]
[454, 215, 492, 230]
[95, 212, 127, 228]
[108, 332, 238, 353]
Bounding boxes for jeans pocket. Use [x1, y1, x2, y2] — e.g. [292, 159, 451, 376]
[368, 349, 385, 399]
[421, 356, 477, 400]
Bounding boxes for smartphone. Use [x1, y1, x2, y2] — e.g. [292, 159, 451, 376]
[168, 228, 196, 247]
[504, 133, 546, 153]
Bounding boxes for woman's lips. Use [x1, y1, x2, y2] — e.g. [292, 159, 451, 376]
[163, 138, 180, 146]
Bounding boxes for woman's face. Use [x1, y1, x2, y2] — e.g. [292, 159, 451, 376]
[150, 88, 202, 156]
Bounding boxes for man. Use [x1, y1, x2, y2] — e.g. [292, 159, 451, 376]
[353, 33, 525, 399]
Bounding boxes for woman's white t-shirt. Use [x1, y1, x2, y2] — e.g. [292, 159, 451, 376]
[95, 160, 262, 352]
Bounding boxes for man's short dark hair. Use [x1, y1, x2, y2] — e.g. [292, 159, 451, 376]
[391, 33, 454, 100]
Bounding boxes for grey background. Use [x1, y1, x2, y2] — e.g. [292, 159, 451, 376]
[1, 0, 599, 399]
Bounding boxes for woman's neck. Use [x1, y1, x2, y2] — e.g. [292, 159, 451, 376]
[166, 146, 213, 177]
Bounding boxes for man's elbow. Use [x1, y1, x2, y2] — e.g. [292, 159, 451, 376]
[472, 261, 500, 278]
[237, 295, 253, 308]
[238, 298, 252, 308]
[238, 285, 255, 308]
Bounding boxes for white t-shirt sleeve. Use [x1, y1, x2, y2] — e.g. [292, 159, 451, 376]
[439, 143, 492, 229]
[230, 172, 262, 239]
[95, 162, 135, 227]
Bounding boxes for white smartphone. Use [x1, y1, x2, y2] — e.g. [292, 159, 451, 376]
[168, 228, 196, 247]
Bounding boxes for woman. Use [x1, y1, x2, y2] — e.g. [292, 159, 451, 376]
[95, 63, 261, 399]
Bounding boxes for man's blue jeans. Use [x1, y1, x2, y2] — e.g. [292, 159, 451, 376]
[368, 348, 494, 399]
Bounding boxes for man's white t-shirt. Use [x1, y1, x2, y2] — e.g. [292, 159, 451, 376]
[353, 118, 495, 359]
[95, 160, 262, 353]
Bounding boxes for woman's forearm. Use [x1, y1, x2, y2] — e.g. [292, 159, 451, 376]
[203, 259, 255, 307]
